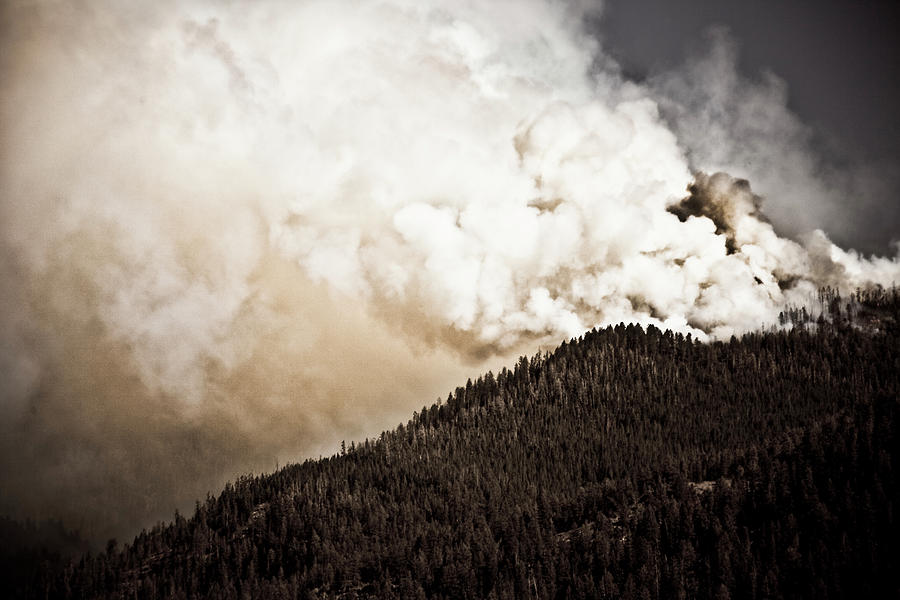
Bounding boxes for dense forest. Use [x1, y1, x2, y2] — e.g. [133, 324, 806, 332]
[17, 287, 900, 598]
[1, 518, 90, 599]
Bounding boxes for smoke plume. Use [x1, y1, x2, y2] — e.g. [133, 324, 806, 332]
[648, 26, 900, 254]
[1, 0, 897, 543]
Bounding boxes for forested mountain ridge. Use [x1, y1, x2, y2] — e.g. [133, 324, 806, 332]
[25, 289, 900, 599]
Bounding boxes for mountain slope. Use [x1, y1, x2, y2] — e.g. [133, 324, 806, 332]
[32, 290, 900, 599]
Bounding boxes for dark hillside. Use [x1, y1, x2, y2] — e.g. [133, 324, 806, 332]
[30, 289, 900, 599]
[0, 518, 90, 599]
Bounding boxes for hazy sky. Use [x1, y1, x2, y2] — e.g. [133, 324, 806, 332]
[604, 0, 900, 156]
[601, 0, 900, 253]
[1, 0, 898, 545]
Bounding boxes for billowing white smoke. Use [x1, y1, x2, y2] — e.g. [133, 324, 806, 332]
[1, 0, 897, 541]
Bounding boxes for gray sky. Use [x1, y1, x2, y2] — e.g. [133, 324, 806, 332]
[598, 0, 900, 254]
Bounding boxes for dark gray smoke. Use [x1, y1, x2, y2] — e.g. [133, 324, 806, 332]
[648, 27, 900, 255]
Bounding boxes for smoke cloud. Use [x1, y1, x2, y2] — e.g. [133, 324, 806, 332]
[1, 0, 897, 543]
[648, 26, 900, 254]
